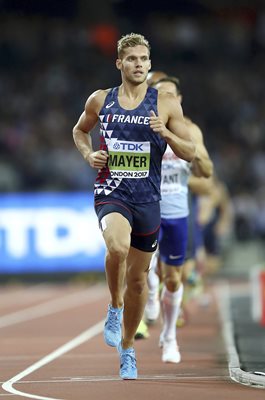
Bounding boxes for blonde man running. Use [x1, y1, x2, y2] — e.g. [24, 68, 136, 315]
[73, 36, 196, 379]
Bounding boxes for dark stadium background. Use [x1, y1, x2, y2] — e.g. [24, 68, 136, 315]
[0, 0, 264, 278]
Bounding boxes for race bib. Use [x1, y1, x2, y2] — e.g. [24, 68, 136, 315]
[108, 139, 150, 179]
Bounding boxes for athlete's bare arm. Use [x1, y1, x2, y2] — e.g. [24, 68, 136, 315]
[73, 90, 109, 169]
[188, 122, 213, 178]
[214, 181, 233, 236]
[188, 175, 213, 195]
[150, 92, 196, 162]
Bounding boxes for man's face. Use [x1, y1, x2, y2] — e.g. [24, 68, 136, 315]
[116, 45, 151, 85]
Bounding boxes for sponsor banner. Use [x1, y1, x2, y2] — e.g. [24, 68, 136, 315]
[0, 192, 105, 273]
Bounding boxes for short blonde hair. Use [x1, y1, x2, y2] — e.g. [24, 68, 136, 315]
[117, 33, 151, 58]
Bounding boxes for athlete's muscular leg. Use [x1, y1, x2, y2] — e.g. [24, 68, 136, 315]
[102, 213, 131, 308]
[161, 262, 184, 343]
[163, 263, 183, 292]
[122, 247, 153, 349]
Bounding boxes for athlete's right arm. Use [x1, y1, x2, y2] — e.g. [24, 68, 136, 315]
[73, 90, 109, 169]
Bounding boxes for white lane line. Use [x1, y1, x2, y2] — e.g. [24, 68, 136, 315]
[0, 285, 107, 329]
[2, 319, 105, 400]
[69, 375, 229, 382]
[215, 282, 265, 389]
[1, 375, 229, 385]
[0, 353, 113, 362]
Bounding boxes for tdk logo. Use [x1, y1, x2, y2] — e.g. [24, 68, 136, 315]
[119, 142, 144, 151]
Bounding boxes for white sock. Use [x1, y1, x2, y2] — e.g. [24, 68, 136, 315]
[161, 283, 184, 341]
[147, 251, 160, 303]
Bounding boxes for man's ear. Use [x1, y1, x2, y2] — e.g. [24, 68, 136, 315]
[116, 58, 122, 70]
[148, 60, 151, 71]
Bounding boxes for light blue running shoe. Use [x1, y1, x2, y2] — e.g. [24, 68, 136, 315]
[118, 342, 138, 380]
[104, 304, 123, 347]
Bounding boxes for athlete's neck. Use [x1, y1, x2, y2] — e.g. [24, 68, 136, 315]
[117, 82, 148, 110]
[119, 82, 148, 100]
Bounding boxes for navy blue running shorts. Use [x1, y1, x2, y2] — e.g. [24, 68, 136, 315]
[159, 216, 188, 266]
[94, 198, 160, 252]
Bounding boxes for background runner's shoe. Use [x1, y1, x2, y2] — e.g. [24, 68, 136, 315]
[135, 320, 150, 340]
[144, 298, 160, 323]
[118, 343, 138, 380]
[104, 304, 123, 347]
[162, 339, 181, 363]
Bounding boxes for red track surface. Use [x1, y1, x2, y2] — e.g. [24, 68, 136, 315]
[0, 281, 264, 400]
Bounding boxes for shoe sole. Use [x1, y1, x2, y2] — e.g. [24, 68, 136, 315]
[121, 375, 137, 380]
[162, 357, 181, 364]
[104, 334, 120, 347]
[104, 340, 117, 347]
[162, 354, 181, 363]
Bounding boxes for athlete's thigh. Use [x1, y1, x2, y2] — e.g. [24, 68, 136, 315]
[95, 198, 132, 249]
[102, 212, 132, 249]
[131, 201, 161, 252]
[159, 217, 188, 266]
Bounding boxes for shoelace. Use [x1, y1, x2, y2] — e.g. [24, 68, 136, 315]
[107, 310, 121, 332]
[121, 352, 136, 370]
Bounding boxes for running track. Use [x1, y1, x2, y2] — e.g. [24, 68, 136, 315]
[0, 281, 264, 400]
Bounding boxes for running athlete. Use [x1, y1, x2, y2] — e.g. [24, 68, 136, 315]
[72, 34, 196, 379]
[143, 75, 213, 363]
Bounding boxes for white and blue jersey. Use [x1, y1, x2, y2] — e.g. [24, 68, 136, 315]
[160, 145, 191, 219]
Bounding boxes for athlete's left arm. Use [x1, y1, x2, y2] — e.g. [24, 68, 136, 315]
[150, 94, 196, 162]
[189, 123, 213, 178]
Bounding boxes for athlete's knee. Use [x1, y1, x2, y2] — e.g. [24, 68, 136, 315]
[127, 274, 147, 296]
[164, 272, 182, 292]
[106, 237, 130, 263]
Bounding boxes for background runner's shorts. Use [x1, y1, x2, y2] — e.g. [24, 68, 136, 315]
[94, 198, 160, 252]
[159, 216, 188, 266]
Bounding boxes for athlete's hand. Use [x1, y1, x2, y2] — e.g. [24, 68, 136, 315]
[149, 110, 167, 138]
[84, 150, 108, 169]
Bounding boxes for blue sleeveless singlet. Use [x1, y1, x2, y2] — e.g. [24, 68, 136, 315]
[94, 86, 167, 203]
